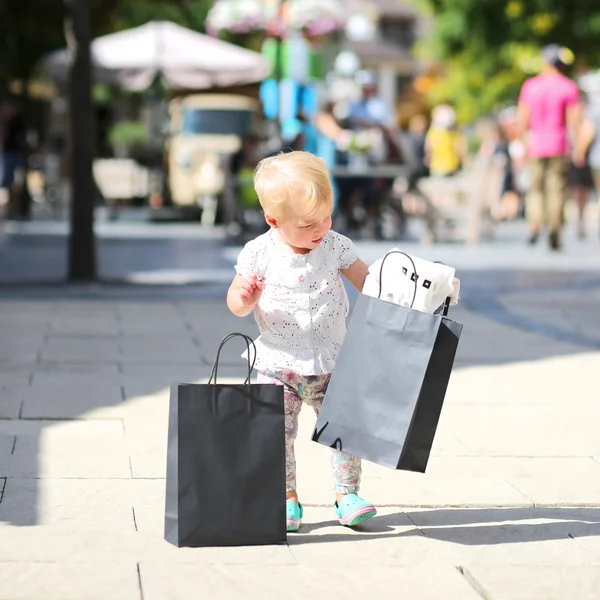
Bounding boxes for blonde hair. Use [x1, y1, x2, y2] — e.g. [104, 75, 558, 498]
[254, 151, 334, 221]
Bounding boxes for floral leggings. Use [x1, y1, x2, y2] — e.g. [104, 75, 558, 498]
[257, 369, 362, 494]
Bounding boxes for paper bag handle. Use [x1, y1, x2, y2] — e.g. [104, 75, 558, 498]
[433, 261, 451, 317]
[377, 250, 418, 309]
[208, 333, 256, 385]
[442, 296, 450, 317]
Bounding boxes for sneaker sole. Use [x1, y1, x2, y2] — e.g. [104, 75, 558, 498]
[286, 518, 301, 532]
[339, 506, 377, 527]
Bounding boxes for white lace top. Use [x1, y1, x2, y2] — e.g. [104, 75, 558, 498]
[235, 229, 358, 375]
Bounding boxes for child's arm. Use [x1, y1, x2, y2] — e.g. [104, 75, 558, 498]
[341, 258, 370, 293]
[227, 274, 264, 317]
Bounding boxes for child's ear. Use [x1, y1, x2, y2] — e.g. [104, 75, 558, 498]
[264, 213, 278, 228]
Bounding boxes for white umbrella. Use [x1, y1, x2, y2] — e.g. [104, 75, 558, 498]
[44, 20, 269, 90]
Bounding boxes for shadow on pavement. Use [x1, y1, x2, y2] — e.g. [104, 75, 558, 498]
[1, 224, 600, 530]
[288, 507, 600, 545]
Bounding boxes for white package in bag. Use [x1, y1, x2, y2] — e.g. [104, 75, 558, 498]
[363, 249, 459, 314]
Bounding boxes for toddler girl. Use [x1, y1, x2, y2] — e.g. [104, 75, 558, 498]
[227, 151, 377, 532]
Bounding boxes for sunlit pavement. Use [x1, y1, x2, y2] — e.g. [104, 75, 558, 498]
[1, 213, 600, 598]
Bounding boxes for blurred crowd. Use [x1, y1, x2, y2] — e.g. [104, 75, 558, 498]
[0, 95, 27, 219]
[2, 44, 599, 250]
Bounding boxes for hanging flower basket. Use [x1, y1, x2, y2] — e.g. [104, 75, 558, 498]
[287, 0, 346, 45]
[207, 0, 345, 50]
[206, 0, 268, 37]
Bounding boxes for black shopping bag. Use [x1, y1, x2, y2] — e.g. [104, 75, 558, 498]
[312, 251, 463, 473]
[165, 333, 286, 547]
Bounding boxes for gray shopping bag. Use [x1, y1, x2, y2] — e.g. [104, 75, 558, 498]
[312, 252, 463, 473]
[165, 333, 286, 547]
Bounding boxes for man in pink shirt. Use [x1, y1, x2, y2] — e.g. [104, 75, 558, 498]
[518, 44, 580, 250]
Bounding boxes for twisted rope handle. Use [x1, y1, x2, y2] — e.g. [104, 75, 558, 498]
[377, 250, 418, 309]
[208, 333, 257, 385]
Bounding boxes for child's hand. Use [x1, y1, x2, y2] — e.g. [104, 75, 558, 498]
[238, 274, 264, 308]
[449, 277, 460, 306]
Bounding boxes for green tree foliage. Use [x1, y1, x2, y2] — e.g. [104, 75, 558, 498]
[97, 0, 212, 35]
[417, 0, 600, 122]
[0, 1, 66, 89]
[0, 0, 213, 93]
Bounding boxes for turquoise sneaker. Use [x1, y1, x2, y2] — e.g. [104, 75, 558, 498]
[335, 494, 377, 527]
[287, 499, 303, 532]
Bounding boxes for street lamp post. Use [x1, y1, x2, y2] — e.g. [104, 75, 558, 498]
[65, 0, 96, 281]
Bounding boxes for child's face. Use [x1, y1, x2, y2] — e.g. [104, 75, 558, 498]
[269, 207, 332, 253]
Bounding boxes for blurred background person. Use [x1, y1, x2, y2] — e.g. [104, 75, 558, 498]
[1, 96, 27, 219]
[425, 104, 464, 178]
[569, 135, 595, 239]
[295, 102, 348, 216]
[499, 107, 528, 214]
[312, 102, 349, 217]
[407, 114, 429, 179]
[477, 118, 520, 221]
[347, 70, 393, 132]
[572, 79, 600, 239]
[335, 72, 396, 235]
[518, 44, 580, 250]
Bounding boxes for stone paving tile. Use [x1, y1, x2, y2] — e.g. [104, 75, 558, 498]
[294, 410, 529, 507]
[367, 457, 600, 506]
[129, 450, 166, 479]
[0, 477, 136, 530]
[446, 352, 600, 406]
[40, 337, 121, 362]
[1, 419, 130, 479]
[0, 390, 21, 419]
[0, 363, 34, 388]
[18, 384, 124, 419]
[0, 562, 142, 600]
[446, 404, 600, 457]
[117, 304, 184, 327]
[4, 441, 130, 479]
[139, 563, 481, 600]
[119, 337, 202, 364]
[186, 310, 259, 366]
[451, 310, 586, 364]
[0, 236, 599, 599]
[287, 508, 596, 568]
[568, 519, 600, 559]
[351, 470, 531, 508]
[119, 367, 252, 395]
[120, 319, 190, 335]
[51, 301, 118, 314]
[0, 527, 294, 565]
[47, 316, 121, 335]
[120, 364, 208, 381]
[463, 564, 600, 600]
[0, 335, 42, 363]
[117, 302, 183, 314]
[121, 383, 169, 402]
[286, 507, 424, 564]
[404, 507, 598, 566]
[30, 362, 122, 387]
[133, 501, 167, 537]
[0, 478, 163, 527]
[0, 350, 38, 365]
[502, 457, 600, 505]
[0, 313, 50, 329]
[0, 434, 15, 460]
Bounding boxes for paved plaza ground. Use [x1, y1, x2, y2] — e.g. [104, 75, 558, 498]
[1, 213, 599, 599]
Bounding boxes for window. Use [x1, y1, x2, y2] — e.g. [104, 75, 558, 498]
[379, 18, 415, 49]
